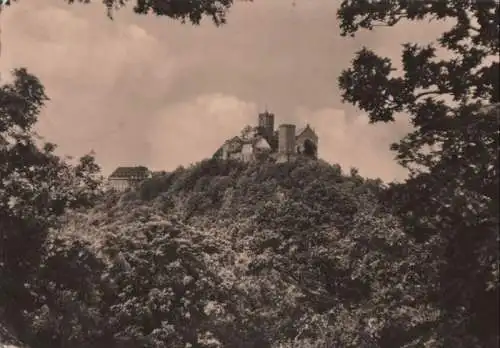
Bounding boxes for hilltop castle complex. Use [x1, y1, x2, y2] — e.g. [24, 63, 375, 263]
[108, 111, 318, 191]
[213, 111, 318, 163]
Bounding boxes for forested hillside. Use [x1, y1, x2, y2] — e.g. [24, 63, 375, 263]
[1, 158, 439, 348]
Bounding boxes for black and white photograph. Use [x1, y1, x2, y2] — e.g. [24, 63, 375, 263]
[0, 1, 498, 347]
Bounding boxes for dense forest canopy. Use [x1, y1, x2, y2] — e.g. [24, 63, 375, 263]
[22, 158, 442, 348]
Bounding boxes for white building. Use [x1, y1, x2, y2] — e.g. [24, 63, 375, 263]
[107, 166, 151, 191]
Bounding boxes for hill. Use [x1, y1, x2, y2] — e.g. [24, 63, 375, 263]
[9, 158, 439, 348]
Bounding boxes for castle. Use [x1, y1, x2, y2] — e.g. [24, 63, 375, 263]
[107, 111, 318, 191]
[213, 111, 318, 163]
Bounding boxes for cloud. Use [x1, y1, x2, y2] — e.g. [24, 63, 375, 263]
[298, 107, 410, 182]
[0, 0, 451, 182]
[1, 5, 169, 89]
[0, 2, 180, 172]
[148, 94, 258, 171]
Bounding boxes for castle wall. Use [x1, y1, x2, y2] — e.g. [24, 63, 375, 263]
[241, 143, 254, 162]
[296, 127, 318, 158]
[108, 178, 139, 191]
[296, 127, 318, 144]
[214, 112, 319, 164]
[228, 152, 242, 161]
[278, 124, 296, 155]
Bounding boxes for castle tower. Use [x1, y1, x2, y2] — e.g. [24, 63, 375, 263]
[258, 111, 275, 140]
[278, 124, 296, 156]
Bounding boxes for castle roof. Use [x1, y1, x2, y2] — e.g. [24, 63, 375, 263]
[296, 124, 316, 138]
[109, 166, 150, 179]
[242, 135, 271, 149]
[224, 136, 244, 153]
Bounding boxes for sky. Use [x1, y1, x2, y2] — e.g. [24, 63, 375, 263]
[0, 0, 450, 182]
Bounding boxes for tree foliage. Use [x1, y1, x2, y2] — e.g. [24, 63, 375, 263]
[4, 0, 243, 25]
[0, 68, 104, 342]
[337, 1, 499, 346]
[5, 158, 439, 348]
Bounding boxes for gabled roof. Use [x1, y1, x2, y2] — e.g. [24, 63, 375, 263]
[212, 147, 224, 159]
[239, 134, 273, 149]
[296, 124, 316, 138]
[109, 166, 150, 179]
[224, 136, 244, 153]
[252, 136, 271, 149]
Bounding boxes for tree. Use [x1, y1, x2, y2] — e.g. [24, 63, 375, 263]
[240, 125, 255, 141]
[337, 1, 498, 346]
[0, 68, 103, 337]
[62, 158, 441, 348]
[2, 0, 241, 25]
[302, 139, 317, 158]
[0, 0, 245, 73]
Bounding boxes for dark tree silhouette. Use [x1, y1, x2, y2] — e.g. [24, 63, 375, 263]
[337, 1, 499, 346]
[4, 0, 243, 25]
[0, 68, 103, 338]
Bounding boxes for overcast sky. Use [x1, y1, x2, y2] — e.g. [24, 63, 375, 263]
[0, 0, 450, 181]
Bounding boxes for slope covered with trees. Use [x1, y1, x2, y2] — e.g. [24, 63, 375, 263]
[1, 158, 438, 348]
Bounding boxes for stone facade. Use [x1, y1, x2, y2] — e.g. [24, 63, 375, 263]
[213, 111, 318, 163]
[108, 166, 151, 191]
